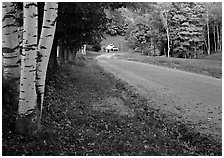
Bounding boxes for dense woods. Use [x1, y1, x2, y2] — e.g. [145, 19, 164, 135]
[2, 1, 222, 137]
[123, 2, 222, 58]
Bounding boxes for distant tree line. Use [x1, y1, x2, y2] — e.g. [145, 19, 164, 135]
[124, 2, 222, 58]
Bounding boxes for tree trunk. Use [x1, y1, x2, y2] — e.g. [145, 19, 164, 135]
[206, 5, 210, 55]
[220, 24, 222, 50]
[213, 25, 217, 52]
[18, 26, 23, 56]
[58, 44, 65, 66]
[36, 2, 58, 125]
[216, 25, 220, 51]
[68, 48, 74, 62]
[2, 2, 20, 80]
[16, 2, 39, 135]
[166, 28, 170, 58]
[64, 48, 69, 63]
[160, 11, 170, 58]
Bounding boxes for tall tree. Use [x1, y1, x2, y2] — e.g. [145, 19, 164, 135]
[205, 3, 211, 55]
[157, 2, 172, 57]
[2, 2, 20, 79]
[36, 2, 58, 122]
[16, 2, 39, 135]
[16, 2, 58, 135]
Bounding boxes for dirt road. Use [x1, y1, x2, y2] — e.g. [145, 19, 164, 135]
[96, 53, 222, 141]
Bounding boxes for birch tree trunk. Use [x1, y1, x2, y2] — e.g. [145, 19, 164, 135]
[161, 11, 170, 58]
[158, 3, 171, 58]
[166, 25, 170, 58]
[206, 5, 210, 55]
[16, 2, 39, 135]
[2, 2, 20, 79]
[36, 2, 58, 121]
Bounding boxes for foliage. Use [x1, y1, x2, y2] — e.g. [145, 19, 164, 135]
[126, 4, 164, 55]
[105, 8, 130, 36]
[168, 2, 205, 58]
[57, 3, 108, 50]
[92, 42, 102, 52]
[125, 2, 222, 58]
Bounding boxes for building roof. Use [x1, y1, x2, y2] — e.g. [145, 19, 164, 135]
[105, 44, 115, 50]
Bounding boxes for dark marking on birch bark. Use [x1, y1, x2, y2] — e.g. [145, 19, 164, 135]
[4, 55, 18, 59]
[25, 65, 34, 68]
[24, 3, 37, 8]
[29, 69, 36, 72]
[2, 14, 16, 21]
[2, 23, 17, 28]
[16, 59, 21, 64]
[40, 45, 47, 49]
[43, 26, 50, 29]
[2, 47, 15, 53]
[4, 64, 19, 68]
[46, 34, 53, 37]
[37, 51, 43, 62]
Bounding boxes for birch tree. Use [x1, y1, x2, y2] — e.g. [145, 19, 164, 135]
[36, 2, 58, 118]
[158, 2, 171, 57]
[205, 3, 211, 55]
[2, 2, 20, 79]
[16, 2, 39, 135]
[16, 2, 58, 135]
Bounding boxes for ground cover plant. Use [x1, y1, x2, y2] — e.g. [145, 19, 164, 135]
[116, 52, 222, 79]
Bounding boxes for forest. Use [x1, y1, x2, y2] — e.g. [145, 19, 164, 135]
[106, 2, 222, 58]
[2, 2, 222, 156]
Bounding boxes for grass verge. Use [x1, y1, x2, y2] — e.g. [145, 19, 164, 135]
[116, 52, 222, 79]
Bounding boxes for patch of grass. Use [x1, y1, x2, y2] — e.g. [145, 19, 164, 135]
[117, 52, 222, 79]
[2, 53, 221, 156]
[203, 52, 222, 61]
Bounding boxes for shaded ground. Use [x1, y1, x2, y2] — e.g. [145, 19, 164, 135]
[116, 52, 222, 79]
[2, 52, 222, 156]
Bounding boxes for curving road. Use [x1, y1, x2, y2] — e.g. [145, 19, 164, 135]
[96, 53, 222, 141]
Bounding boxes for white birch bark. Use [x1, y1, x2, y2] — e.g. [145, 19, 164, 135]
[216, 25, 220, 51]
[158, 3, 171, 58]
[206, 4, 210, 55]
[36, 2, 58, 117]
[17, 2, 39, 135]
[2, 2, 20, 79]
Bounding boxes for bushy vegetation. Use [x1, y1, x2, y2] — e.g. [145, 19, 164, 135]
[124, 2, 222, 58]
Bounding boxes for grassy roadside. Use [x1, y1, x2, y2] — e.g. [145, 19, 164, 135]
[2, 53, 221, 156]
[116, 52, 222, 79]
